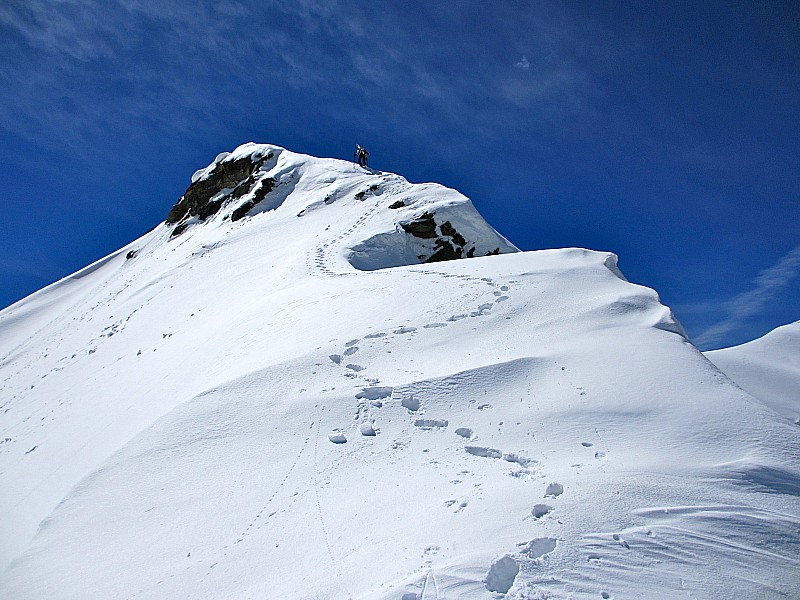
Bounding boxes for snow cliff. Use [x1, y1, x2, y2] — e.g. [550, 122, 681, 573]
[0, 144, 797, 599]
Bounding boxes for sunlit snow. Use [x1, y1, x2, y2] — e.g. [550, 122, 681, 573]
[1, 145, 798, 599]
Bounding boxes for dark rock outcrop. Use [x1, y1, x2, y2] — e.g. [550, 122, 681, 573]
[401, 213, 438, 239]
[355, 183, 381, 202]
[388, 200, 405, 209]
[427, 238, 462, 263]
[401, 212, 482, 265]
[166, 152, 273, 225]
[440, 221, 467, 247]
[439, 220, 457, 238]
[400, 213, 488, 263]
[231, 177, 276, 222]
[170, 222, 190, 237]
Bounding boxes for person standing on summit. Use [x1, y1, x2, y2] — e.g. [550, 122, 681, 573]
[354, 144, 369, 168]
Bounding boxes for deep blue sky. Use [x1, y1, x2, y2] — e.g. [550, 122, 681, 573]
[1, 1, 798, 350]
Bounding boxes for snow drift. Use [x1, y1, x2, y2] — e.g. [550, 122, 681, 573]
[705, 320, 800, 424]
[0, 144, 798, 599]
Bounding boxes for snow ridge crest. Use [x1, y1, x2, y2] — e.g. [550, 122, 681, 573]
[163, 143, 518, 270]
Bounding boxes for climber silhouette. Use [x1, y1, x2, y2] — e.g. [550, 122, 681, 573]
[354, 144, 369, 168]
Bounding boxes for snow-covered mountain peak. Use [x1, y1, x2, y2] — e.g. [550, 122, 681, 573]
[164, 142, 517, 271]
[1, 145, 797, 599]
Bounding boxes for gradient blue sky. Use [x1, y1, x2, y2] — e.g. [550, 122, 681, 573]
[1, 0, 798, 350]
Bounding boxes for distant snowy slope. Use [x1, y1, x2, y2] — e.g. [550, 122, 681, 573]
[706, 320, 800, 423]
[1, 144, 798, 599]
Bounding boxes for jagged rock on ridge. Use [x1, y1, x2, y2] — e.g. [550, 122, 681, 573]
[166, 151, 274, 227]
[230, 177, 276, 222]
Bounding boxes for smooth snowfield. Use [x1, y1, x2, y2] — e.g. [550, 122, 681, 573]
[1, 145, 798, 599]
[706, 320, 800, 424]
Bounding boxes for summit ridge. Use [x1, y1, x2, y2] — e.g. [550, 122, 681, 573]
[162, 143, 517, 270]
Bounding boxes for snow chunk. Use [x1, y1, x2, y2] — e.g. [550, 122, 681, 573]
[484, 555, 519, 593]
[355, 387, 393, 401]
[545, 483, 564, 497]
[521, 537, 557, 559]
[359, 422, 377, 437]
[503, 452, 534, 467]
[401, 394, 420, 412]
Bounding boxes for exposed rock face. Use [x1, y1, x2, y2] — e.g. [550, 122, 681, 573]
[166, 152, 274, 227]
[231, 178, 276, 222]
[439, 221, 467, 247]
[427, 238, 461, 263]
[401, 213, 438, 239]
[400, 214, 499, 264]
[355, 184, 380, 202]
[171, 222, 190, 237]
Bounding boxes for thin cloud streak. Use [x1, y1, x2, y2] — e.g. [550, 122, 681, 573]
[0, 0, 596, 153]
[695, 244, 800, 349]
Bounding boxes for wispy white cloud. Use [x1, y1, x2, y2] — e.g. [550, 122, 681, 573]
[695, 244, 800, 348]
[0, 0, 598, 156]
[0, 1, 289, 149]
[515, 55, 530, 69]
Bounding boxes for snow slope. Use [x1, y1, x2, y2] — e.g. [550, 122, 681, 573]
[706, 321, 800, 424]
[1, 144, 798, 599]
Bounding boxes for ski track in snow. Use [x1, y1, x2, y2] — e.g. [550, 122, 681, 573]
[421, 569, 441, 600]
[312, 406, 338, 573]
[234, 416, 314, 545]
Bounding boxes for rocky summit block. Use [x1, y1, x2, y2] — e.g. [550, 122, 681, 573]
[166, 152, 273, 226]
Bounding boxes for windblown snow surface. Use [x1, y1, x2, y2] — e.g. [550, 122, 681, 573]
[1, 144, 798, 599]
[706, 320, 800, 425]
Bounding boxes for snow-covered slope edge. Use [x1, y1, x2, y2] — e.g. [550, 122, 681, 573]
[705, 320, 800, 423]
[1, 145, 798, 599]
